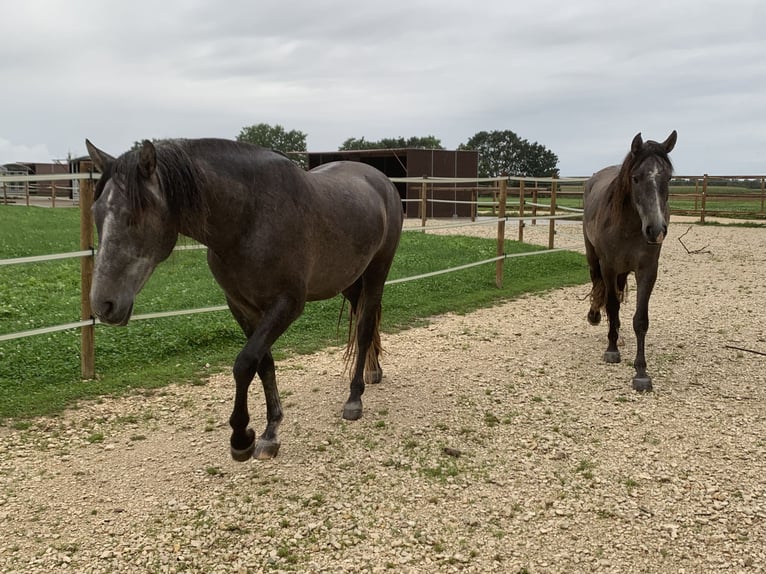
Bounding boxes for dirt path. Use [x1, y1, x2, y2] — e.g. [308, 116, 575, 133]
[1, 220, 764, 573]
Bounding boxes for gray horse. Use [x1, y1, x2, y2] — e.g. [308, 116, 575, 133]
[583, 131, 677, 391]
[86, 138, 403, 461]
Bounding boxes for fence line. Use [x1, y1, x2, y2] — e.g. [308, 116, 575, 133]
[0, 215, 565, 344]
[5, 169, 761, 377]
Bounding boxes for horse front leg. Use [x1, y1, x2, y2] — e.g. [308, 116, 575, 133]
[231, 346, 285, 461]
[602, 274, 622, 364]
[229, 297, 302, 461]
[631, 266, 658, 392]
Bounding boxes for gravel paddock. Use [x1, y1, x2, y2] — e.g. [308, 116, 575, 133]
[0, 220, 764, 573]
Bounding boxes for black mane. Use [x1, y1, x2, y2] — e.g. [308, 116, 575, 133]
[98, 140, 209, 238]
[610, 140, 674, 220]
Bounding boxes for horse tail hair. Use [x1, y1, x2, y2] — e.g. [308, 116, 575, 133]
[343, 291, 383, 383]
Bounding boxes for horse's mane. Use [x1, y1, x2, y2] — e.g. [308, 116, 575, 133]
[97, 140, 209, 238]
[609, 140, 674, 222]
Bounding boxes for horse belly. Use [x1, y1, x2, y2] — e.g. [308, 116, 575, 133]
[304, 240, 381, 301]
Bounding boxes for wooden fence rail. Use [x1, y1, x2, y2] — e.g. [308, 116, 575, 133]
[2, 171, 764, 379]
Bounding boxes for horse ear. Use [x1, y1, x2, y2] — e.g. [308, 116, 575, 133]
[630, 133, 643, 155]
[85, 139, 115, 173]
[138, 140, 157, 179]
[662, 130, 678, 153]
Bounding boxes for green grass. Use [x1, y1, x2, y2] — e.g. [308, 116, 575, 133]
[0, 205, 588, 421]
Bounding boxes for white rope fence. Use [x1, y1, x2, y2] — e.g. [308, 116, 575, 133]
[0, 173, 584, 345]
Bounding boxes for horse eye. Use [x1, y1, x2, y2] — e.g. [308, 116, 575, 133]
[632, 175, 640, 184]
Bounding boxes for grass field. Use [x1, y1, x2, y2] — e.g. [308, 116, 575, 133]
[0, 205, 589, 421]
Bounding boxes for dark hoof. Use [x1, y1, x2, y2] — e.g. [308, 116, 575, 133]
[230, 428, 256, 462]
[342, 400, 363, 421]
[603, 351, 621, 363]
[367, 368, 383, 384]
[253, 438, 281, 460]
[632, 376, 653, 393]
[587, 310, 601, 326]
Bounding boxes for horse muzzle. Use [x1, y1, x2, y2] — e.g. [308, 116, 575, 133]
[643, 223, 668, 245]
[91, 298, 134, 326]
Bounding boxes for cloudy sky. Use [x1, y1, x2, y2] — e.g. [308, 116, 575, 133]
[2, 0, 764, 175]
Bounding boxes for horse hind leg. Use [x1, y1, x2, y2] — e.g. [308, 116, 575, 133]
[343, 279, 383, 385]
[587, 279, 606, 326]
[342, 280, 385, 421]
[585, 241, 604, 325]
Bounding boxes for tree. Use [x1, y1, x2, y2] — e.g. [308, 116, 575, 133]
[458, 130, 558, 178]
[339, 135, 444, 151]
[236, 123, 308, 168]
[130, 138, 163, 151]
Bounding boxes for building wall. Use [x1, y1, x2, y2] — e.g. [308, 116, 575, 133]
[307, 149, 479, 218]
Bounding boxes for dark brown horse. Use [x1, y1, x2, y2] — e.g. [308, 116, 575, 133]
[583, 131, 677, 391]
[85, 138, 403, 461]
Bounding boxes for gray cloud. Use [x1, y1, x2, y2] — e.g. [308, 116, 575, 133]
[1, 0, 764, 175]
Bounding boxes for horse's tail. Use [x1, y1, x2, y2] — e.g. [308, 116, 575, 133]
[342, 291, 382, 384]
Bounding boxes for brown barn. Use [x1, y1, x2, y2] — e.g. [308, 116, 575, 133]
[307, 149, 479, 218]
[1, 162, 71, 198]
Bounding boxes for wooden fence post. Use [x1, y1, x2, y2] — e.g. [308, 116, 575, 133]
[2, 182, 6, 205]
[518, 179, 525, 243]
[496, 178, 507, 288]
[700, 174, 708, 224]
[420, 178, 428, 227]
[694, 178, 699, 212]
[80, 175, 96, 379]
[531, 182, 538, 225]
[51, 181, 57, 208]
[760, 177, 765, 215]
[548, 175, 558, 249]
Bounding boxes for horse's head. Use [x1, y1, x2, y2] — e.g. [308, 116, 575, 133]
[85, 139, 178, 326]
[626, 130, 677, 244]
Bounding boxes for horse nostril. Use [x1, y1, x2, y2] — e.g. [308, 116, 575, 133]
[98, 300, 114, 318]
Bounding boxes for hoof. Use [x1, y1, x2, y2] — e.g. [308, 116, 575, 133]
[253, 438, 281, 460]
[587, 310, 601, 326]
[342, 400, 363, 421]
[367, 368, 383, 384]
[230, 428, 256, 462]
[632, 376, 653, 393]
[603, 351, 621, 364]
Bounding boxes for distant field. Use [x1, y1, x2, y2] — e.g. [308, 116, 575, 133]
[475, 183, 766, 219]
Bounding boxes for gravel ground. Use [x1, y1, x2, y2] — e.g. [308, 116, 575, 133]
[0, 218, 764, 573]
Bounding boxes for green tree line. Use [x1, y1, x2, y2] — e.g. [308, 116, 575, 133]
[235, 123, 558, 178]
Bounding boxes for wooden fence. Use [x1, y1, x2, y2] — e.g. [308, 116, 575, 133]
[400, 174, 766, 225]
[2, 170, 764, 379]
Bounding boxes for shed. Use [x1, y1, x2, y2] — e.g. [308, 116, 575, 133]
[307, 148, 479, 218]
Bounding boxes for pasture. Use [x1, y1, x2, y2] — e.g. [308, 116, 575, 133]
[0, 205, 586, 420]
[0, 218, 763, 573]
